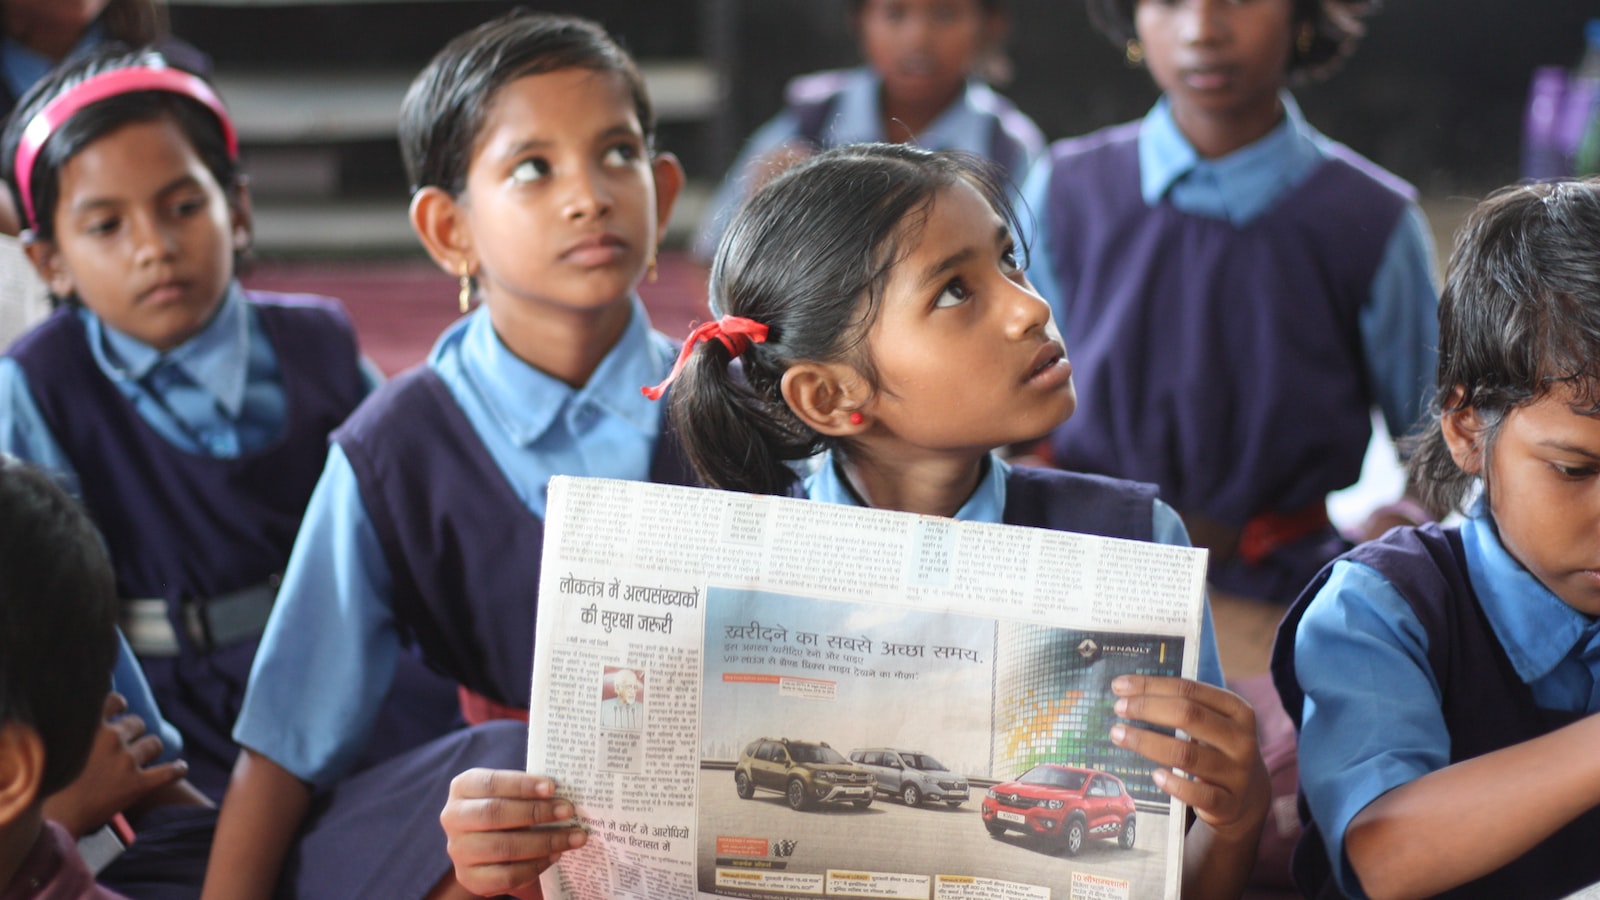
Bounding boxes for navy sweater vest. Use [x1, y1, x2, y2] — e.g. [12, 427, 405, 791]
[8, 294, 365, 634]
[1002, 464, 1155, 541]
[1272, 525, 1600, 899]
[1040, 124, 1411, 530]
[334, 368, 697, 709]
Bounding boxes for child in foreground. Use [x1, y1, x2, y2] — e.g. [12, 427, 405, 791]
[206, 10, 688, 899]
[0, 457, 127, 899]
[1272, 179, 1600, 899]
[440, 143, 1270, 900]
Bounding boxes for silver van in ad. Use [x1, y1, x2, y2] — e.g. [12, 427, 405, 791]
[847, 748, 969, 807]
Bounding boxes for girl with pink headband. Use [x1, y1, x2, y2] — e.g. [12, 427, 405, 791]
[0, 44, 461, 890]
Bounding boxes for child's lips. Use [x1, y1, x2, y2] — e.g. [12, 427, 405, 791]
[1024, 342, 1072, 387]
[1179, 64, 1236, 92]
[561, 233, 627, 267]
[139, 280, 189, 305]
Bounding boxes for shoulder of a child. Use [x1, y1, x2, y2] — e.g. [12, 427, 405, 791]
[1047, 120, 1142, 168]
[1305, 130, 1419, 204]
[783, 67, 860, 108]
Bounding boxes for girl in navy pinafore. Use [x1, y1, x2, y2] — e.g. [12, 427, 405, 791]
[1021, 0, 1439, 606]
[439, 145, 1274, 900]
[1272, 181, 1600, 898]
[0, 47, 458, 805]
[206, 13, 697, 898]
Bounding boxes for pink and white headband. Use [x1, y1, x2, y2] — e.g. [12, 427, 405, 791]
[14, 61, 239, 230]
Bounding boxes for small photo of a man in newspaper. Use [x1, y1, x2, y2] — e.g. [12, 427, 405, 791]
[599, 665, 645, 732]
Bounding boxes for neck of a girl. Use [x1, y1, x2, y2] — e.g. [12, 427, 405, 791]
[488, 295, 633, 389]
[839, 446, 988, 519]
[1172, 94, 1286, 160]
[0, 806, 44, 896]
[879, 86, 962, 144]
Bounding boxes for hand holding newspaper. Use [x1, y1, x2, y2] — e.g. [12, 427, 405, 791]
[529, 476, 1208, 900]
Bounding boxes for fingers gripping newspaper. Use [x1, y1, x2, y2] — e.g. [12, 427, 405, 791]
[530, 477, 1208, 900]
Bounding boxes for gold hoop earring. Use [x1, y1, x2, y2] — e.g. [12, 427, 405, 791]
[1296, 23, 1315, 56]
[458, 264, 473, 314]
[646, 252, 659, 284]
[1124, 39, 1144, 66]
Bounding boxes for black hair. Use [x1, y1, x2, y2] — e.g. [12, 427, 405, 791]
[1085, 0, 1373, 82]
[0, 44, 240, 243]
[399, 10, 655, 196]
[668, 143, 1020, 496]
[0, 458, 117, 798]
[1407, 179, 1600, 517]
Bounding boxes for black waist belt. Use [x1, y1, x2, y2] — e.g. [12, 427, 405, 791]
[121, 576, 280, 657]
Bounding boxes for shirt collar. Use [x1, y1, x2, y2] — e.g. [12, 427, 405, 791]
[831, 67, 991, 157]
[82, 281, 252, 415]
[1, 22, 104, 100]
[803, 449, 1010, 523]
[1137, 91, 1323, 223]
[442, 295, 668, 448]
[1462, 500, 1598, 682]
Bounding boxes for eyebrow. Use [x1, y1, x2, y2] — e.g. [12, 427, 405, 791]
[917, 224, 1010, 290]
[70, 174, 203, 215]
[1537, 440, 1600, 461]
[497, 123, 642, 161]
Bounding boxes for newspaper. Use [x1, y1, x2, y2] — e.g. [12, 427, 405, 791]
[530, 476, 1209, 900]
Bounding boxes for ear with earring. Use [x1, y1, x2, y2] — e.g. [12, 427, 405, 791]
[1296, 22, 1315, 57]
[848, 411, 864, 426]
[1124, 38, 1144, 67]
[457, 262, 473, 315]
[646, 252, 659, 284]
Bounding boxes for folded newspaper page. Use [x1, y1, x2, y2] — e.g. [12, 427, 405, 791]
[530, 476, 1208, 900]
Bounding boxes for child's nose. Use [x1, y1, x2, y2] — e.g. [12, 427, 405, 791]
[1180, 0, 1231, 45]
[1005, 283, 1051, 338]
[563, 165, 613, 221]
[130, 212, 177, 263]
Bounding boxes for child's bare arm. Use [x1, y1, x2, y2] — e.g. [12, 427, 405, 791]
[441, 768, 589, 899]
[201, 748, 312, 900]
[1109, 675, 1269, 900]
[1342, 713, 1600, 900]
[43, 692, 199, 837]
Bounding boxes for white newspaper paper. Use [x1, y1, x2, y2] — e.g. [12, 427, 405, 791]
[530, 476, 1209, 900]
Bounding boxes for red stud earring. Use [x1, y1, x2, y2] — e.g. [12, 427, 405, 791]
[848, 411, 864, 425]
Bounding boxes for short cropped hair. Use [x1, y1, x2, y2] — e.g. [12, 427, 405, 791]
[399, 10, 654, 196]
[0, 459, 118, 797]
[1085, 0, 1374, 82]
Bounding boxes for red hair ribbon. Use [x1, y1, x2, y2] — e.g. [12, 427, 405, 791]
[641, 315, 768, 401]
[15, 61, 239, 230]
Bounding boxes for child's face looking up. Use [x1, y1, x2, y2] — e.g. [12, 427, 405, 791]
[1135, 0, 1293, 139]
[31, 117, 241, 351]
[1448, 383, 1600, 617]
[857, 0, 992, 113]
[457, 68, 673, 322]
[860, 179, 1075, 457]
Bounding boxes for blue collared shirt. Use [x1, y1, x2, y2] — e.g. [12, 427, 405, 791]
[1, 23, 104, 102]
[0, 283, 380, 494]
[804, 450, 1225, 688]
[1294, 502, 1600, 898]
[1020, 93, 1438, 441]
[234, 299, 676, 786]
[694, 67, 1045, 262]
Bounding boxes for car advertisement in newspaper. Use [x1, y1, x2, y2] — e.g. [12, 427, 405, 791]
[529, 477, 1208, 900]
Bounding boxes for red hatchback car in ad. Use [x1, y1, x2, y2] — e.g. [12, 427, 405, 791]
[981, 764, 1137, 855]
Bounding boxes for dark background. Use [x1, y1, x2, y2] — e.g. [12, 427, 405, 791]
[172, 0, 1600, 217]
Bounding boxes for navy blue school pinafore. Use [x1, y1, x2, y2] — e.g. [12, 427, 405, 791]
[7, 292, 457, 799]
[334, 366, 698, 710]
[1037, 124, 1412, 601]
[1272, 525, 1600, 899]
